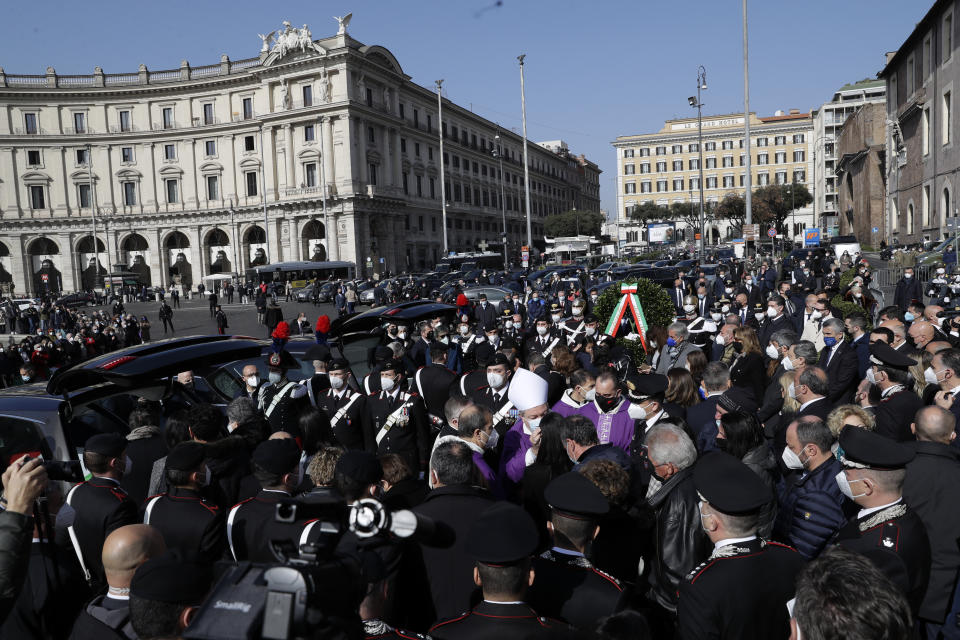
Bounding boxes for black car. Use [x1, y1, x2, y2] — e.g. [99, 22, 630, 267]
[55, 292, 98, 308]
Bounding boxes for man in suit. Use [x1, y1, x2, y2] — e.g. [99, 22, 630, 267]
[758, 329, 798, 424]
[881, 319, 919, 357]
[866, 342, 925, 442]
[407, 321, 435, 371]
[695, 284, 713, 319]
[894, 266, 924, 312]
[776, 281, 803, 327]
[758, 295, 794, 349]
[931, 348, 960, 440]
[736, 272, 763, 308]
[687, 362, 730, 450]
[844, 314, 871, 379]
[817, 317, 860, 405]
[798, 294, 824, 343]
[793, 366, 831, 421]
[670, 276, 690, 315]
[415, 343, 459, 424]
[474, 293, 499, 331]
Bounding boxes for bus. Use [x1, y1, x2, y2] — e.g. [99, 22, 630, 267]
[435, 252, 504, 274]
[245, 261, 356, 288]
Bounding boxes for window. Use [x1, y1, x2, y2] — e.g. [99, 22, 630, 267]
[944, 90, 952, 145]
[923, 106, 931, 155]
[656, 180, 668, 192]
[705, 142, 716, 151]
[944, 187, 952, 220]
[76, 148, 89, 165]
[367, 127, 375, 144]
[907, 55, 915, 94]
[123, 182, 136, 205]
[431, 216, 436, 232]
[304, 125, 315, 142]
[416, 175, 423, 197]
[73, 112, 86, 133]
[689, 177, 700, 190]
[757, 173, 770, 186]
[203, 103, 214, 125]
[369, 164, 378, 186]
[641, 181, 652, 193]
[452, 156, 460, 169]
[924, 184, 931, 226]
[757, 153, 769, 165]
[302, 85, 313, 107]
[400, 138, 406, 153]
[722, 156, 734, 168]
[640, 163, 651, 174]
[162, 107, 173, 129]
[908, 203, 915, 234]
[775, 151, 786, 164]
[164, 144, 176, 160]
[427, 114, 432, 132]
[756, 137, 768, 147]
[29, 185, 45, 209]
[366, 88, 373, 107]
[413, 109, 419, 128]
[722, 140, 734, 150]
[656, 161, 667, 172]
[415, 142, 421, 157]
[688, 143, 699, 152]
[945, 11, 954, 63]
[624, 182, 637, 194]
[706, 177, 717, 189]
[689, 158, 700, 170]
[24, 113, 37, 134]
[206, 175, 219, 200]
[430, 178, 436, 199]
[165, 179, 179, 204]
[672, 144, 683, 154]
[793, 150, 806, 162]
[78, 183, 91, 208]
[244, 135, 255, 152]
[624, 163, 635, 175]
[399, 103, 405, 119]
[793, 133, 805, 144]
[121, 147, 134, 163]
[774, 136, 786, 145]
[242, 97, 253, 119]
[793, 169, 806, 182]
[776, 171, 787, 185]
[639, 148, 650, 157]
[245, 172, 258, 196]
[623, 148, 635, 158]
[205, 140, 216, 157]
[740, 154, 746, 167]
[673, 178, 684, 191]
[723, 176, 735, 188]
[706, 157, 717, 169]
[27, 149, 40, 166]
[656, 146, 667, 155]
[305, 163, 317, 187]
[673, 160, 683, 171]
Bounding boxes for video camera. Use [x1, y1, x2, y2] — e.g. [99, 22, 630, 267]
[183, 493, 432, 640]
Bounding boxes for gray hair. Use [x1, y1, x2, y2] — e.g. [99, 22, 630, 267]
[668, 322, 689, 340]
[444, 394, 474, 424]
[770, 329, 799, 350]
[226, 396, 259, 425]
[702, 361, 731, 392]
[646, 424, 697, 470]
[793, 340, 818, 365]
[822, 317, 845, 334]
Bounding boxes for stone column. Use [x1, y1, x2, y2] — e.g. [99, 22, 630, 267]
[189, 225, 204, 288]
[10, 236, 28, 294]
[289, 217, 300, 261]
[55, 233, 75, 292]
[150, 227, 164, 287]
[284, 123, 295, 192]
[322, 117, 335, 188]
[382, 126, 393, 188]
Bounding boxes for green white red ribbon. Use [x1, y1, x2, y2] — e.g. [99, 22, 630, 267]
[604, 283, 649, 351]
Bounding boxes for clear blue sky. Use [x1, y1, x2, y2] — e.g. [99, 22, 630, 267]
[0, 0, 930, 217]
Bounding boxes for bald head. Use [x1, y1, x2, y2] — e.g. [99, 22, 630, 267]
[269, 431, 294, 441]
[908, 321, 935, 350]
[925, 306, 944, 323]
[102, 524, 166, 588]
[926, 341, 952, 355]
[914, 406, 957, 444]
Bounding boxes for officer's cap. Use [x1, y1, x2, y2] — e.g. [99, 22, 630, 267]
[328, 358, 350, 372]
[335, 450, 383, 485]
[584, 313, 598, 324]
[165, 441, 205, 473]
[85, 433, 127, 458]
[694, 452, 771, 515]
[502, 308, 513, 317]
[545, 472, 609, 519]
[549, 303, 563, 313]
[374, 346, 394, 362]
[252, 438, 301, 476]
[500, 336, 519, 352]
[465, 502, 539, 564]
[624, 373, 667, 401]
[868, 342, 916, 371]
[380, 359, 404, 375]
[130, 550, 213, 605]
[751, 302, 765, 313]
[487, 353, 511, 369]
[303, 344, 331, 362]
[837, 425, 915, 470]
[266, 350, 298, 370]
[717, 387, 759, 414]
[474, 343, 495, 367]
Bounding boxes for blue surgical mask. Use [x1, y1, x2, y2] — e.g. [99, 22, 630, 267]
[823, 336, 837, 347]
[666, 337, 677, 348]
[905, 312, 915, 322]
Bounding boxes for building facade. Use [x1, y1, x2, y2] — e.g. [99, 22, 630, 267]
[611, 111, 814, 249]
[834, 102, 887, 245]
[0, 19, 599, 295]
[881, 0, 960, 245]
[811, 79, 886, 236]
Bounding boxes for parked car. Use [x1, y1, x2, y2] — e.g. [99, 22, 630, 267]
[55, 292, 98, 308]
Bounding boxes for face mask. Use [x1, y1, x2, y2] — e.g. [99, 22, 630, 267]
[397, 332, 407, 340]
[21, 375, 31, 383]
[268, 371, 283, 384]
[823, 336, 837, 348]
[765, 344, 780, 359]
[721, 305, 730, 314]
[715, 335, 725, 346]
[924, 366, 939, 385]
[487, 372, 505, 389]
[724, 287, 733, 295]
[698, 503, 715, 532]
[810, 310, 822, 320]
[246, 375, 259, 388]
[803, 270, 810, 276]
[537, 326, 548, 336]
[711, 313, 722, 322]
[329, 374, 345, 390]
[459, 326, 470, 335]
[525, 416, 542, 431]
[551, 314, 562, 322]
[591, 295, 598, 302]
[782, 446, 805, 470]
[939, 268, 946, 275]
[788, 382, 797, 399]
[389, 328, 398, 336]
[585, 326, 596, 336]
[683, 304, 695, 313]
[835, 470, 867, 500]
[904, 273, 913, 279]
[596, 395, 620, 413]
[380, 376, 396, 392]
[573, 308, 583, 316]
[627, 402, 648, 420]
[505, 321, 513, 329]
[732, 342, 743, 354]
[666, 337, 677, 348]
[754, 312, 765, 321]
[583, 388, 596, 403]
[766, 307, 778, 318]
[904, 312, 915, 322]
[865, 368, 877, 385]
[483, 428, 500, 450]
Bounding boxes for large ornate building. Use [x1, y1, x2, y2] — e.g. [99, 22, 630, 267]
[0, 17, 600, 294]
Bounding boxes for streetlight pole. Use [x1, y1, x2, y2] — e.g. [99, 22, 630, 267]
[258, 126, 271, 263]
[743, 0, 752, 230]
[518, 54, 533, 250]
[690, 66, 707, 256]
[86, 143, 103, 289]
[436, 79, 448, 255]
[494, 130, 508, 270]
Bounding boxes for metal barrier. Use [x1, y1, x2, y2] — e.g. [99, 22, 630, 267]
[870, 268, 894, 288]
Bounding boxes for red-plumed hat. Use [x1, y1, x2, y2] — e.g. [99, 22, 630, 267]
[271, 321, 291, 340]
[315, 315, 331, 333]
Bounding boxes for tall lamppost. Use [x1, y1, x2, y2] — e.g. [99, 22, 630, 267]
[493, 129, 508, 270]
[436, 79, 448, 254]
[688, 65, 707, 255]
[518, 54, 533, 250]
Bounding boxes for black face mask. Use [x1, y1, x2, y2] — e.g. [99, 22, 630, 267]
[732, 342, 743, 354]
[596, 394, 620, 413]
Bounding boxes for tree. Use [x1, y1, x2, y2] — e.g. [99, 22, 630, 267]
[715, 193, 747, 232]
[752, 183, 813, 234]
[543, 209, 605, 237]
[628, 201, 664, 222]
[669, 201, 701, 235]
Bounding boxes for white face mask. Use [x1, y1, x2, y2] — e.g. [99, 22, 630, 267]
[329, 374, 345, 390]
[459, 326, 470, 335]
[585, 326, 596, 336]
[865, 368, 877, 385]
[766, 307, 778, 318]
[788, 382, 797, 399]
[482, 428, 500, 450]
[583, 388, 596, 402]
[268, 371, 283, 384]
[525, 416, 542, 431]
[246, 375, 259, 388]
[551, 314, 562, 322]
[591, 295, 598, 301]
[721, 305, 730, 314]
[628, 402, 648, 421]
[505, 321, 513, 329]
[782, 356, 795, 371]
[487, 372, 505, 389]
[924, 366, 939, 385]
[810, 310, 822, 320]
[715, 335, 725, 346]
[397, 332, 407, 340]
[763, 345, 778, 360]
[725, 287, 733, 295]
[537, 326, 548, 336]
[573, 308, 583, 316]
[711, 313, 722, 322]
[754, 312, 765, 321]
[835, 470, 867, 500]
[380, 376, 396, 392]
[781, 446, 805, 470]
[649, 339, 658, 349]
[683, 304, 695, 313]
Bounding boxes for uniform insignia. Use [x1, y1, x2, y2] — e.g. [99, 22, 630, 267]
[708, 544, 751, 559]
[804, 512, 811, 520]
[882, 537, 895, 548]
[859, 503, 907, 532]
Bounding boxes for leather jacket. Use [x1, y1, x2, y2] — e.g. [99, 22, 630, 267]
[646, 466, 711, 612]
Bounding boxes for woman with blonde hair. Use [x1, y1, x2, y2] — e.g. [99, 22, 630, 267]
[729, 326, 766, 403]
[825, 404, 875, 441]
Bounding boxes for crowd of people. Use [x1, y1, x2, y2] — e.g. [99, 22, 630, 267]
[2, 247, 960, 640]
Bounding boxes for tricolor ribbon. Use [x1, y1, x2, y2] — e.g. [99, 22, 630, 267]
[604, 283, 649, 351]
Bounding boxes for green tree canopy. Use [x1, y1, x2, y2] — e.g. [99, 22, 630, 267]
[753, 183, 813, 234]
[543, 210, 605, 237]
[715, 193, 746, 231]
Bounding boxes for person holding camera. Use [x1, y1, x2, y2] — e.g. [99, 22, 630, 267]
[0, 457, 48, 622]
[59, 433, 139, 587]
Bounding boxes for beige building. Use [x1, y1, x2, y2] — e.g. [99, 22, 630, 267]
[0, 19, 599, 295]
[612, 111, 814, 248]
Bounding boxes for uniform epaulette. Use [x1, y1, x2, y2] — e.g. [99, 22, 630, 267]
[198, 499, 219, 515]
[765, 540, 798, 552]
[108, 486, 129, 501]
[230, 496, 255, 511]
[591, 566, 623, 590]
[685, 559, 716, 583]
[395, 631, 427, 639]
[429, 612, 470, 631]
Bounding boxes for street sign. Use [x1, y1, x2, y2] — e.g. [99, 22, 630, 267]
[804, 228, 821, 246]
[742, 224, 759, 240]
[767, 228, 777, 238]
[521, 245, 530, 268]
[694, 233, 702, 240]
[872, 226, 879, 233]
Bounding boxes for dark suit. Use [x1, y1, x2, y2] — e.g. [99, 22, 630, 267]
[415, 364, 458, 419]
[817, 340, 860, 405]
[526, 551, 624, 628]
[61, 477, 138, 585]
[474, 302, 499, 330]
[758, 314, 793, 349]
[430, 601, 560, 639]
[873, 388, 923, 442]
[226, 489, 305, 563]
[363, 389, 431, 472]
[795, 397, 831, 421]
[758, 365, 787, 424]
[736, 284, 763, 308]
[317, 388, 367, 450]
[686, 395, 722, 452]
[695, 295, 713, 319]
[407, 338, 433, 370]
[894, 277, 924, 311]
[849, 334, 871, 379]
[670, 286, 689, 314]
[142, 486, 226, 558]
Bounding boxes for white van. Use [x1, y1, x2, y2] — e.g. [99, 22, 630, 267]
[828, 235, 861, 260]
